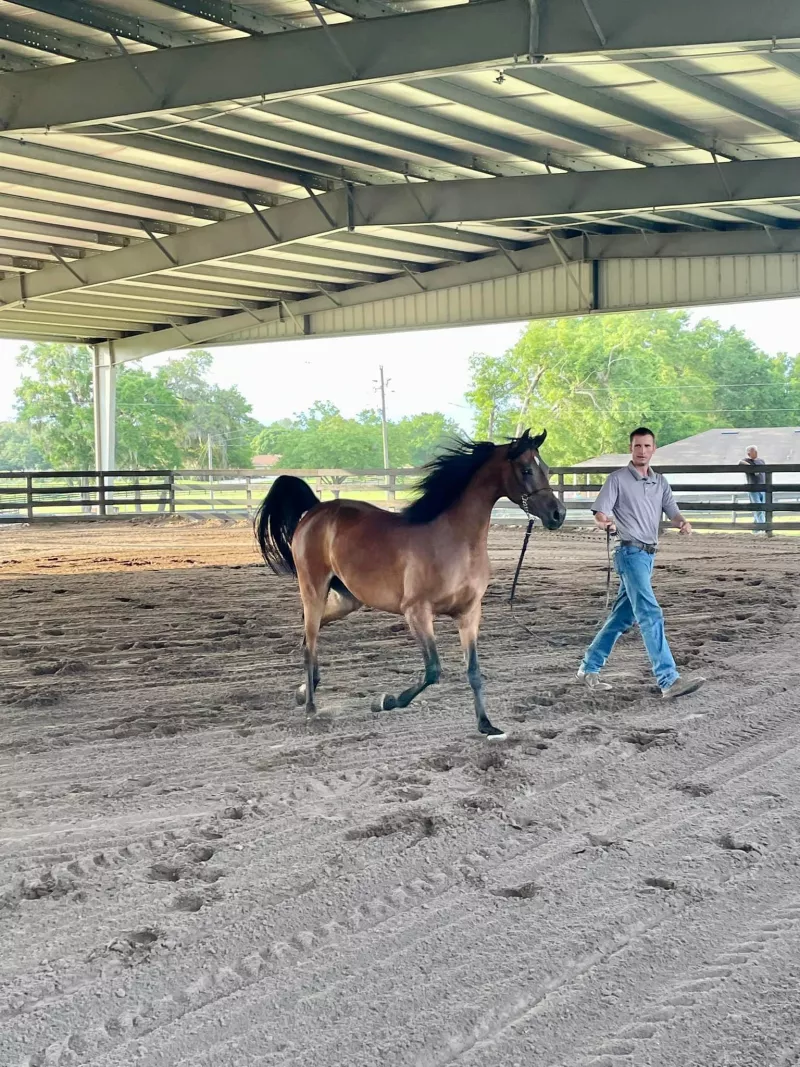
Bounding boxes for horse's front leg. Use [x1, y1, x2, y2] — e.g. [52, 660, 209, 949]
[372, 605, 440, 713]
[456, 604, 506, 740]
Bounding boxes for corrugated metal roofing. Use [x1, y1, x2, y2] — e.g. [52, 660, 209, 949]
[0, 0, 799, 352]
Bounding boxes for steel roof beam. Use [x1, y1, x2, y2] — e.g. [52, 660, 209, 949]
[0, 328, 125, 341]
[0, 15, 119, 61]
[414, 78, 676, 167]
[85, 123, 338, 193]
[0, 191, 182, 236]
[0, 309, 151, 331]
[151, 0, 297, 35]
[110, 223, 800, 360]
[0, 137, 282, 210]
[107, 114, 445, 185]
[314, 0, 410, 17]
[45, 290, 227, 318]
[86, 283, 255, 312]
[505, 68, 763, 162]
[300, 90, 588, 173]
[27, 300, 189, 325]
[223, 255, 381, 284]
[0, 216, 129, 249]
[0, 51, 47, 72]
[256, 98, 538, 178]
[764, 51, 800, 80]
[125, 273, 299, 302]
[326, 231, 475, 262]
[0, 164, 227, 223]
[4, 156, 800, 306]
[3, 0, 800, 131]
[16, 0, 199, 49]
[625, 57, 800, 142]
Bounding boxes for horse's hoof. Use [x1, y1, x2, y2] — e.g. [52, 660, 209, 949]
[371, 694, 388, 713]
[482, 725, 508, 741]
[295, 684, 306, 706]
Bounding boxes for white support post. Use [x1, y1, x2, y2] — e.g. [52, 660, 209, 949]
[92, 341, 117, 472]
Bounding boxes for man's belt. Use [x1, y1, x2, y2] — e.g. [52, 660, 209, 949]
[619, 538, 657, 555]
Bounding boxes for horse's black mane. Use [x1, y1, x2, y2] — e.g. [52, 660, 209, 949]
[403, 430, 540, 525]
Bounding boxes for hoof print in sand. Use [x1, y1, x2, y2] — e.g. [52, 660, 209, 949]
[148, 862, 183, 883]
[491, 881, 541, 900]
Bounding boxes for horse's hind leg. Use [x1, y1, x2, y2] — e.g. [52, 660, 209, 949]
[372, 606, 440, 713]
[295, 566, 330, 714]
[456, 604, 506, 740]
[296, 582, 362, 708]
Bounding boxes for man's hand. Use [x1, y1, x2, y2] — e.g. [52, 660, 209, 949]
[678, 519, 693, 535]
[594, 511, 617, 535]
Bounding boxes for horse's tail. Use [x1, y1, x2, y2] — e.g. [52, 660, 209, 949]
[254, 475, 319, 577]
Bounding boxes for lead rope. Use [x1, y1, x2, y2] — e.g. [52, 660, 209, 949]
[605, 526, 613, 609]
[507, 494, 537, 637]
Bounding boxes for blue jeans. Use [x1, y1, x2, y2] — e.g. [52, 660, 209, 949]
[749, 491, 766, 525]
[581, 544, 679, 690]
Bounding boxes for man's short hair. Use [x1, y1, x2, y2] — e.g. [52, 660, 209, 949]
[629, 426, 656, 444]
[747, 445, 758, 453]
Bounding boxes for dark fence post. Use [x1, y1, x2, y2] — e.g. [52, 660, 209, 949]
[98, 471, 107, 517]
[764, 469, 773, 538]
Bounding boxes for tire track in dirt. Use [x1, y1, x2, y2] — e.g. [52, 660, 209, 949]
[8, 677, 800, 1060]
[568, 901, 800, 1066]
[31, 728, 799, 1067]
[2, 525, 799, 1067]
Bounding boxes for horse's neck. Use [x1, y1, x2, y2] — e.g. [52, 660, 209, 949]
[442, 465, 503, 544]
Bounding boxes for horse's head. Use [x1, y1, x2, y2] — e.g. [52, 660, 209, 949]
[505, 429, 566, 531]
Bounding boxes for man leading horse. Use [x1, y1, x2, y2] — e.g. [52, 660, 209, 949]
[576, 426, 705, 701]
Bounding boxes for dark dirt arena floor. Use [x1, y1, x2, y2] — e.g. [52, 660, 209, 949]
[2, 519, 800, 1067]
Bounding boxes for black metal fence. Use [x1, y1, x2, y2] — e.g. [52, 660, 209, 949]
[1, 465, 798, 534]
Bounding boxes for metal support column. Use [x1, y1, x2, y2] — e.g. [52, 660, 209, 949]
[92, 341, 117, 471]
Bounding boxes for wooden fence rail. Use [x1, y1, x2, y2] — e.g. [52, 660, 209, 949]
[1, 465, 798, 534]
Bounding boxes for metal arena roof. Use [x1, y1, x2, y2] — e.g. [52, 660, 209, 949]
[1, 1, 800, 359]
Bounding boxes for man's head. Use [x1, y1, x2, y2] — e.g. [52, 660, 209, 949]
[629, 426, 656, 469]
[746, 445, 758, 459]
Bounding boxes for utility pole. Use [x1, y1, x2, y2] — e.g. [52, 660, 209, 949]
[207, 434, 215, 510]
[377, 365, 390, 471]
[375, 365, 394, 504]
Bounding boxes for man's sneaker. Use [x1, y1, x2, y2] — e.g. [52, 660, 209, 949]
[575, 668, 612, 691]
[662, 675, 706, 700]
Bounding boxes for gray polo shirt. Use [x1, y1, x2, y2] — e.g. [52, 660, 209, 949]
[592, 463, 680, 546]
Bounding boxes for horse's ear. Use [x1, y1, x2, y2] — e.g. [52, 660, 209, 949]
[531, 429, 547, 450]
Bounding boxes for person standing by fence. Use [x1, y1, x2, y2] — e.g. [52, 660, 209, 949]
[576, 427, 705, 701]
[739, 445, 766, 530]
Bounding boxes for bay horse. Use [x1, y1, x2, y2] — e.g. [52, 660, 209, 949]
[255, 429, 565, 739]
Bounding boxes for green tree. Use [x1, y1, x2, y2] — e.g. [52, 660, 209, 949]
[389, 412, 462, 467]
[156, 350, 259, 468]
[467, 311, 799, 464]
[252, 401, 384, 467]
[0, 420, 45, 470]
[251, 403, 460, 468]
[15, 343, 185, 469]
[13, 343, 257, 470]
[115, 368, 185, 469]
[15, 343, 96, 468]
